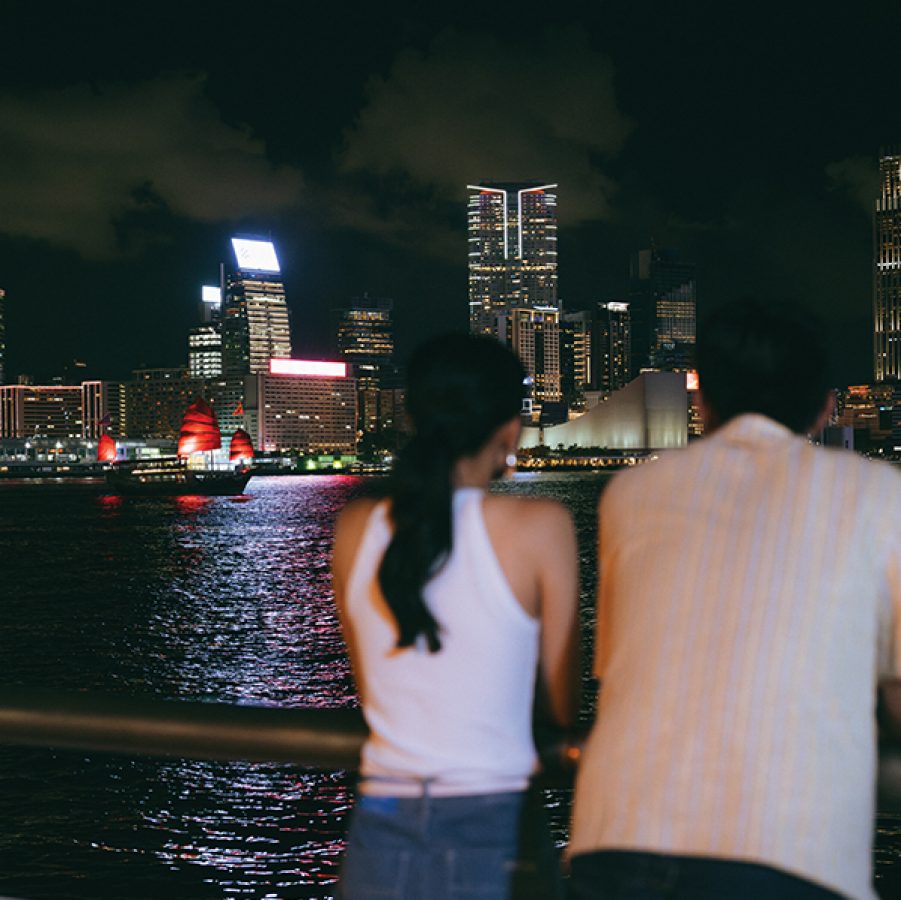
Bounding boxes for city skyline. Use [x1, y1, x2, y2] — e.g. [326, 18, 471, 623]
[0, 5, 898, 386]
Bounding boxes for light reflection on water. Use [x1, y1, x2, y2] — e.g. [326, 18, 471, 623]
[1, 472, 900, 898]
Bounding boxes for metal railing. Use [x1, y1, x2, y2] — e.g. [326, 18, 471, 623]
[2, 690, 901, 810]
[0, 690, 367, 767]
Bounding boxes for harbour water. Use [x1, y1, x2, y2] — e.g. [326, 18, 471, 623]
[1, 473, 900, 898]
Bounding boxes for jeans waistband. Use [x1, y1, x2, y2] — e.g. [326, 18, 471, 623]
[358, 774, 529, 798]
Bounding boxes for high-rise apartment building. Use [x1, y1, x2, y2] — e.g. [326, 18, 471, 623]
[629, 246, 696, 375]
[875, 148, 901, 382]
[0, 288, 5, 384]
[222, 237, 292, 377]
[468, 183, 558, 337]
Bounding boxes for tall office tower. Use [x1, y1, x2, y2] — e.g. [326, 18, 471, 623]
[628, 246, 696, 375]
[560, 311, 593, 406]
[188, 285, 224, 379]
[468, 183, 558, 337]
[875, 148, 901, 382]
[596, 302, 632, 393]
[504, 307, 562, 415]
[336, 296, 394, 436]
[0, 288, 5, 384]
[222, 237, 292, 377]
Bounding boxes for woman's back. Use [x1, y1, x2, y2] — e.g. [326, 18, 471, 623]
[345, 487, 540, 795]
[331, 332, 578, 899]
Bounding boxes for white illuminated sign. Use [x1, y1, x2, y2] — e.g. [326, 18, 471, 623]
[269, 359, 347, 378]
[231, 238, 281, 273]
[201, 285, 221, 305]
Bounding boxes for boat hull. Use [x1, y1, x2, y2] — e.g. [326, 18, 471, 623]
[105, 465, 252, 496]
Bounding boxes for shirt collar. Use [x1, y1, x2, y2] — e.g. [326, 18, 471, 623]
[712, 413, 797, 447]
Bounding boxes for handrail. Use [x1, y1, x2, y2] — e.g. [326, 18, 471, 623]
[3, 690, 901, 811]
[0, 691, 367, 767]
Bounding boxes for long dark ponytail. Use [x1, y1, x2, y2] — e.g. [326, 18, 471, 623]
[378, 333, 525, 652]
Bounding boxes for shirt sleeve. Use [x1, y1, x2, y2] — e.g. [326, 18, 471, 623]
[878, 470, 901, 681]
[594, 480, 619, 680]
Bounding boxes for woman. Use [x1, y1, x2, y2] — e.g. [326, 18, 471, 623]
[332, 333, 580, 899]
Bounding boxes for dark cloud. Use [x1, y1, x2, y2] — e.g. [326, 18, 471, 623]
[825, 156, 880, 214]
[339, 28, 630, 229]
[0, 75, 304, 257]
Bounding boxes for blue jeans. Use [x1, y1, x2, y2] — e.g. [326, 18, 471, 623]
[339, 789, 561, 899]
[567, 851, 844, 899]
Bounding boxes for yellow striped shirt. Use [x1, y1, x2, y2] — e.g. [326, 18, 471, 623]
[570, 414, 901, 900]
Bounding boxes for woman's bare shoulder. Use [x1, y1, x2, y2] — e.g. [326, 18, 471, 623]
[483, 494, 574, 549]
[335, 496, 381, 531]
[332, 497, 381, 581]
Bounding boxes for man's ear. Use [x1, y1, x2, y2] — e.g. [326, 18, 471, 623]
[697, 390, 719, 433]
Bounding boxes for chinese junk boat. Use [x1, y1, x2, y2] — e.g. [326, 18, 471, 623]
[105, 399, 253, 496]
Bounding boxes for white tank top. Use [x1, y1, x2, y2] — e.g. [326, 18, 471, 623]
[344, 487, 540, 797]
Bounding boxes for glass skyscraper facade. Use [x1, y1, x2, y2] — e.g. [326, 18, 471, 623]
[336, 296, 395, 436]
[468, 182, 558, 337]
[875, 148, 901, 382]
[0, 288, 5, 384]
[596, 301, 632, 393]
[628, 246, 696, 375]
[222, 238, 292, 377]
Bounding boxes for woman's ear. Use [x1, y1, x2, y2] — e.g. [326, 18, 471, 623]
[498, 415, 522, 453]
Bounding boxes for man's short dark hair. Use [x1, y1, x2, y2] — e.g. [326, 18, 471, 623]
[695, 299, 832, 434]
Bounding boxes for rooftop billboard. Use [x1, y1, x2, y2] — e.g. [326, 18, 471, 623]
[231, 238, 281, 273]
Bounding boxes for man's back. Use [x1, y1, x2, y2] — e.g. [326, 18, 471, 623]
[569, 414, 901, 899]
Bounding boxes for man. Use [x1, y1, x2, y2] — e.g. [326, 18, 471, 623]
[569, 300, 901, 899]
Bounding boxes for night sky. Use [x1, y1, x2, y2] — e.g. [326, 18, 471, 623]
[1, 2, 898, 385]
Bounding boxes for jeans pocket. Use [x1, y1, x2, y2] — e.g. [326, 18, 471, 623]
[338, 848, 411, 899]
[446, 848, 516, 899]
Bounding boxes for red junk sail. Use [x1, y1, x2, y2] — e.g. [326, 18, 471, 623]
[229, 428, 254, 462]
[97, 433, 117, 462]
[176, 397, 222, 457]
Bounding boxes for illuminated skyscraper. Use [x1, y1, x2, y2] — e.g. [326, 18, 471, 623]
[596, 301, 632, 393]
[222, 237, 292, 376]
[504, 307, 562, 414]
[629, 246, 696, 375]
[560, 311, 593, 406]
[0, 288, 5, 384]
[468, 183, 558, 337]
[875, 148, 901, 382]
[188, 284, 224, 379]
[336, 296, 394, 436]
[336, 296, 394, 367]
